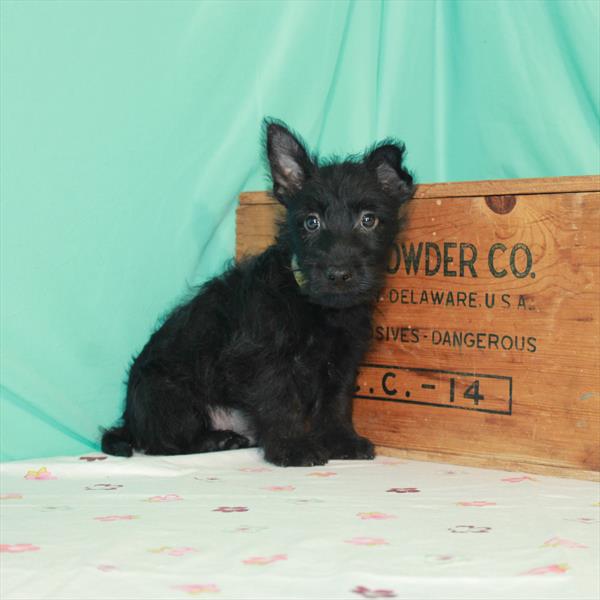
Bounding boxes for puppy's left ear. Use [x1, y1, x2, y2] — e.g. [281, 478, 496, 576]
[366, 142, 415, 201]
[265, 119, 313, 205]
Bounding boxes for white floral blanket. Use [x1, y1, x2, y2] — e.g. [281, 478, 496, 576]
[1, 449, 598, 600]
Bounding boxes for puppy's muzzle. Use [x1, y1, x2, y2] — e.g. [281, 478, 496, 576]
[325, 266, 353, 283]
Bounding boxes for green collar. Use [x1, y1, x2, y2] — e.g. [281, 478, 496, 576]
[291, 255, 307, 288]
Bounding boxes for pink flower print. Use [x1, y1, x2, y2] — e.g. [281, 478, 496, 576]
[94, 515, 139, 522]
[0, 493, 23, 500]
[97, 564, 117, 572]
[146, 494, 182, 503]
[307, 471, 337, 477]
[521, 563, 569, 576]
[565, 517, 598, 525]
[173, 583, 219, 595]
[345, 537, 389, 546]
[356, 512, 397, 520]
[378, 459, 405, 467]
[426, 554, 456, 563]
[263, 485, 295, 492]
[0, 543, 40, 553]
[149, 546, 198, 557]
[352, 585, 396, 598]
[24, 467, 56, 480]
[79, 455, 107, 462]
[542, 537, 588, 549]
[230, 526, 268, 533]
[457, 501, 497, 507]
[243, 553, 287, 565]
[501, 475, 536, 483]
[239, 467, 272, 473]
[168, 547, 198, 557]
[213, 506, 248, 513]
[387, 487, 419, 493]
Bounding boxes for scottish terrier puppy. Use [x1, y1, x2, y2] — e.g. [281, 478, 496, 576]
[102, 120, 414, 466]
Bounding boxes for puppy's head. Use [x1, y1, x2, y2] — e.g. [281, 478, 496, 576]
[265, 119, 415, 309]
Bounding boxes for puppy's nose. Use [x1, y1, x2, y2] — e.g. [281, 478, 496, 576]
[326, 267, 353, 282]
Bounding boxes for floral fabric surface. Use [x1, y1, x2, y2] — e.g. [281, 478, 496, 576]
[1, 449, 599, 600]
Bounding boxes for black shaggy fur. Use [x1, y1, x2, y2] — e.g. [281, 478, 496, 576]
[101, 119, 415, 466]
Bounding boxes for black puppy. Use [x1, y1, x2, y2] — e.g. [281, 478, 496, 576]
[102, 120, 414, 466]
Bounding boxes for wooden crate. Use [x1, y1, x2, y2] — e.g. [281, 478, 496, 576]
[236, 176, 600, 480]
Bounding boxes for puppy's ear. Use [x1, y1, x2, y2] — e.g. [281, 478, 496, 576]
[265, 119, 313, 205]
[365, 141, 414, 201]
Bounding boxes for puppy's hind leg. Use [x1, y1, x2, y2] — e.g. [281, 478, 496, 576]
[123, 365, 256, 456]
[142, 429, 251, 456]
[188, 430, 252, 453]
[192, 406, 257, 452]
[124, 368, 212, 456]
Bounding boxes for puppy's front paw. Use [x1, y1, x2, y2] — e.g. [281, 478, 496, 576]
[327, 434, 375, 460]
[264, 439, 329, 467]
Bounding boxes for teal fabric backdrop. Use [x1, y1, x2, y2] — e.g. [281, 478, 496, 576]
[1, 0, 599, 460]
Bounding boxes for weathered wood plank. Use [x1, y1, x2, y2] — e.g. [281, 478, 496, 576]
[239, 175, 600, 205]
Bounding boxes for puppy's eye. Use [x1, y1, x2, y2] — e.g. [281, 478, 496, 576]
[360, 212, 378, 230]
[304, 214, 320, 232]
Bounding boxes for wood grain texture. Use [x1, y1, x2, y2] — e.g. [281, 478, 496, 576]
[239, 175, 600, 205]
[236, 176, 600, 479]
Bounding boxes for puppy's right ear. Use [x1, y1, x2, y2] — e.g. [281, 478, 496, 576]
[365, 141, 415, 202]
[265, 119, 313, 205]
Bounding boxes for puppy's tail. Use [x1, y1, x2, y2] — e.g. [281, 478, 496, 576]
[101, 425, 134, 457]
